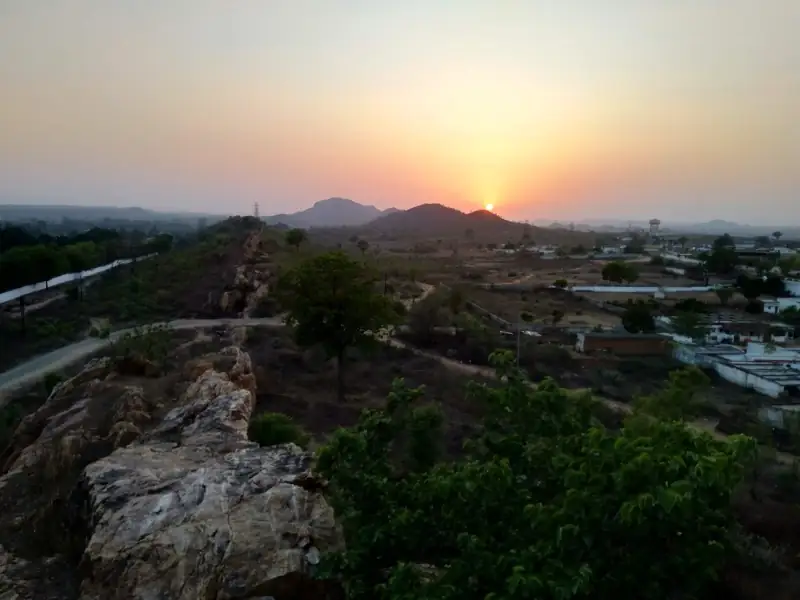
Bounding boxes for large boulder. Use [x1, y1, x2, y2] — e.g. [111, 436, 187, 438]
[78, 359, 341, 599]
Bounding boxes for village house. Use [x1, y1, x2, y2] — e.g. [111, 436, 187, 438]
[659, 315, 795, 345]
[575, 332, 670, 356]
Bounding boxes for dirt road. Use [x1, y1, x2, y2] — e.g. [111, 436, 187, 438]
[0, 317, 284, 402]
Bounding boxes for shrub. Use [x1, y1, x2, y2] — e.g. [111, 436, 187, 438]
[249, 412, 310, 448]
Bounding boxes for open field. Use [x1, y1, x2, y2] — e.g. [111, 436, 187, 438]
[463, 286, 623, 328]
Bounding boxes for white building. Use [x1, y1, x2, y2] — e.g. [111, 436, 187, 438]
[762, 297, 800, 315]
[674, 342, 800, 399]
[600, 245, 623, 255]
[658, 315, 795, 345]
[661, 251, 703, 266]
[784, 278, 800, 298]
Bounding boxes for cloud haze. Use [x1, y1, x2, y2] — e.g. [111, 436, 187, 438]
[1, 0, 798, 223]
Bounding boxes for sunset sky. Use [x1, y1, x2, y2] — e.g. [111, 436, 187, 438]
[1, 1, 798, 223]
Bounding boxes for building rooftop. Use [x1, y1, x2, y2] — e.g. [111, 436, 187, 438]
[718, 360, 800, 386]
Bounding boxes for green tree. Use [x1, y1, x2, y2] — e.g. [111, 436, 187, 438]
[356, 238, 370, 256]
[406, 291, 446, 344]
[602, 261, 638, 283]
[551, 309, 565, 325]
[713, 233, 735, 249]
[447, 287, 464, 314]
[677, 236, 688, 249]
[277, 251, 397, 401]
[0, 246, 38, 289]
[773, 231, 783, 242]
[31, 245, 69, 288]
[553, 278, 568, 289]
[705, 247, 739, 274]
[622, 302, 655, 333]
[285, 228, 308, 251]
[317, 352, 756, 600]
[671, 311, 708, 342]
[633, 366, 711, 421]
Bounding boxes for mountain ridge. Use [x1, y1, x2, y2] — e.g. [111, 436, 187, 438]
[262, 197, 397, 228]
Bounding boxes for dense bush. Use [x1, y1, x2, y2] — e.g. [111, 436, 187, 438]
[317, 352, 756, 600]
[249, 412, 310, 447]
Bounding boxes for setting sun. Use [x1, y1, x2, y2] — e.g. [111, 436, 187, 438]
[484, 203, 494, 212]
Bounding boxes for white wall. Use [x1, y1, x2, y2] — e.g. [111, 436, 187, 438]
[569, 285, 714, 293]
[785, 279, 800, 297]
[0, 253, 157, 306]
[713, 363, 786, 398]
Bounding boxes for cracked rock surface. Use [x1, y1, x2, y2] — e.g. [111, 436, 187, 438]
[79, 354, 341, 600]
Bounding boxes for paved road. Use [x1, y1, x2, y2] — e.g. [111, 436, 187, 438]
[0, 317, 283, 401]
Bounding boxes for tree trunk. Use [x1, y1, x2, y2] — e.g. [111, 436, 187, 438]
[336, 348, 346, 403]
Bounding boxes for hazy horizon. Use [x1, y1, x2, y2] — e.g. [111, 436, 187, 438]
[1, 1, 798, 223]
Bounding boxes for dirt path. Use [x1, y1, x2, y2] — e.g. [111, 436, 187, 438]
[0, 317, 284, 403]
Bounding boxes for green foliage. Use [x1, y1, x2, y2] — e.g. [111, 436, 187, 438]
[551, 309, 564, 324]
[601, 261, 638, 283]
[277, 251, 398, 400]
[285, 228, 308, 251]
[249, 412, 310, 447]
[317, 352, 756, 600]
[357, 239, 370, 256]
[406, 291, 448, 344]
[633, 366, 711, 422]
[621, 302, 655, 333]
[110, 324, 173, 370]
[552, 279, 568, 289]
[704, 247, 739, 274]
[671, 311, 709, 341]
[713, 234, 735, 249]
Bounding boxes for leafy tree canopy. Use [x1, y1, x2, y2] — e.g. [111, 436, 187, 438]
[316, 352, 756, 600]
[276, 251, 398, 400]
[621, 302, 655, 333]
[601, 261, 638, 284]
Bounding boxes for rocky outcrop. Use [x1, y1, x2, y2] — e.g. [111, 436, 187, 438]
[78, 349, 341, 600]
[0, 342, 341, 600]
[219, 230, 272, 317]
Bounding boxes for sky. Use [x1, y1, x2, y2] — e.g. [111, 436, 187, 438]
[0, 1, 798, 223]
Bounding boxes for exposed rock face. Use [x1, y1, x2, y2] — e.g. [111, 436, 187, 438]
[0, 343, 341, 600]
[78, 351, 341, 600]
[218, 230, 272, 317]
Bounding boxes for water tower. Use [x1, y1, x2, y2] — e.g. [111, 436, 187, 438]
[649, 218, 661, 236]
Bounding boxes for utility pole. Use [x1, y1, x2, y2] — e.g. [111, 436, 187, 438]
[516, 313, 522, 367]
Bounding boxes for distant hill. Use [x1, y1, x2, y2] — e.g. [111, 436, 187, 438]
[263, 198, 396, 228]
[0, 204, 222, 223]
[362, 203, 594, 245]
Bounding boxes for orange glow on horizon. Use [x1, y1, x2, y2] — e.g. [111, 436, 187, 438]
[484, 203, 494, 212]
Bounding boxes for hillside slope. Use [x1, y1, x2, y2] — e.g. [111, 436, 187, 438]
[264, 197, 397, 228]
[362, 203, 594, 245]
